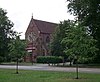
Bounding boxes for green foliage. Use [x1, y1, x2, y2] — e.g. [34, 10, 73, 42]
[62, 22, 98, 62]
[51, 20, 74, 60]
[78, 57, 93, 64]
[9, 33, 26, 61]
[67, 0, 100, 63]
[37, 56, 63, 64]
[9, 33, 26, 73]
[62, 22, 98, 79]
[0, 56, 4, 63]
[0, 8, 15, 60]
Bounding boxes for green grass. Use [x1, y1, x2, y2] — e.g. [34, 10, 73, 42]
[0, 69, 100, 82]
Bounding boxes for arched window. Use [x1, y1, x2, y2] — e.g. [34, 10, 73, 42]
[46, 36, 50, 43]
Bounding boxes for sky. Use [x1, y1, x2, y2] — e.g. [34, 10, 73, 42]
[0, 0, 74, 39]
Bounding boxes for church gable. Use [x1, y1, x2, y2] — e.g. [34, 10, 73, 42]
[25, 17, 57, 42]
[25, 16, 57, 62]
[25, 17, 40, 41]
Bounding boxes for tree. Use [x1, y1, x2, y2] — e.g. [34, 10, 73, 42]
[0, 8, 15, 61]
[67, 0, 100, 63]
[62, 22, 98, 79]
[9, 33, 26, 74]
[51, 20, 74, 63]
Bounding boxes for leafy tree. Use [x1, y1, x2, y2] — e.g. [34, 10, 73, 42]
[0, 8, 15, 61]
[62, 22, 98, 79]
[67, 0, 100, 63]
[51, 20, 74, 63]
[9, 33, 26, 74]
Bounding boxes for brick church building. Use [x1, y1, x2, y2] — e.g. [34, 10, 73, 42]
[25, 16, 57, 62]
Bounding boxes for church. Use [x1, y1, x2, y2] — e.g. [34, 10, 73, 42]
[25, 16, 57, 62]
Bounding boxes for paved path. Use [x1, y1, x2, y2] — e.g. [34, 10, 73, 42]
[0, 65, 100, 74]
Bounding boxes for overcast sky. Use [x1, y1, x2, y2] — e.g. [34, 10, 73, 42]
[0, 0, 74, 39]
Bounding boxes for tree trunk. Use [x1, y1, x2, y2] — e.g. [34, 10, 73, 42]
[63, 57, 65, 66]
[76, 55, 79, 79]
[16, 57, 18, 74]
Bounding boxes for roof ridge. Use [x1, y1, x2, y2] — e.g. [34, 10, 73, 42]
[33, 18, 57, 25]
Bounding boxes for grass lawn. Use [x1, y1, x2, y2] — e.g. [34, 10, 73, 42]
[0, 69, 100, 82]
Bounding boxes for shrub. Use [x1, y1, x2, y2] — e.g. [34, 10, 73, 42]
[78, 57, 93, 64]
[37, 56, 63, 64]
[0, 56, 4, 63]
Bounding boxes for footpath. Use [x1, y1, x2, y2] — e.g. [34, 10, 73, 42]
[0, 64, 100, 74]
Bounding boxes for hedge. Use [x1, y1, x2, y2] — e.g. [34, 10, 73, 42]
[37, 56, 63, 64]
[0, 56, 4, 63]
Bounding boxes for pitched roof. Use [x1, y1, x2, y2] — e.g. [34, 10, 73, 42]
[32, 18, 57, 34]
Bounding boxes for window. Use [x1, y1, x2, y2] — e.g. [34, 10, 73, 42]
[46, 36, 50, 43]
